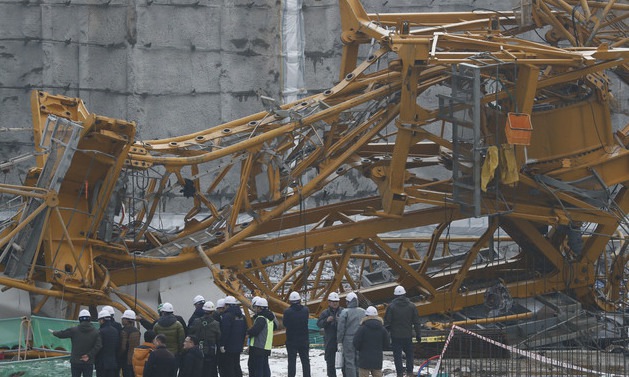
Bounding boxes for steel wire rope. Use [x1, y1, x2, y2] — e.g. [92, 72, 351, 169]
[298, 183, 308, 301]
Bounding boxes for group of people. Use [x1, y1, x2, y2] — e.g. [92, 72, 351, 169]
[317, 285, 421, 377]
[50, 294, 275, 377]
[50, 285, 421, 377]
[50, 306, 141, 377]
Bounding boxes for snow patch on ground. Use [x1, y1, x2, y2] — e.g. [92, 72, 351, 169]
[240, 347, 403, 377]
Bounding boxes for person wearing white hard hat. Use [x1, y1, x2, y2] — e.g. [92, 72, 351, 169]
[353, 306, 390, 377]
[102, 305, 123, 334]
[213, 298, 226, 323]
[251, 295, 261, 309]
[188, 295, 206, 328]
[218, 295, 247, 377]
[154, 302, 186, 365]
[247, 297, 275, 377]
[96, 309, 119, 377]
[119, 309, 141, 377]
[50, 309, 102, 377]
[383, 285, 421, 377]
[137, 303, 187, 337]
[282, 291, 311, 377]
[317, 292, 344, 377]
[188, 300, 221, 377]
[337, 292, 365, 377]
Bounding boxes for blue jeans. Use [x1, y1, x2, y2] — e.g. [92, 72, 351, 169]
[287, 344, 311, 377]
[391, 337, 414, 375]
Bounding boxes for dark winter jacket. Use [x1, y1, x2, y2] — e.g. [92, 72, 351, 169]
[178, 346, 204, 377]
[112, 319, 123, 334]
[96, 320, 119, 371]
[119, 322, 141, 365]
[317, 306, 343, 349]
[144, 344, 177, 377]
[154, 313, 186, 356]
[353, 316, 390, 370]
[141, 314, 188, 336]
[383, 296, 421, 339]
[282, 302, 310, 347]
[212, 310, 222, 323]
[219, 305, 247, 353]
[188, 314, 221, 357]
[52, 321, 102, 365]
[187, 307, 205, 328]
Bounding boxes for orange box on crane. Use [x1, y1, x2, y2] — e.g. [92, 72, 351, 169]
[505, 112, 533, 145]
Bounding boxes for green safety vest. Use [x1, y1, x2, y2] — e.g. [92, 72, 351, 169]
[248, 317, 273, 351]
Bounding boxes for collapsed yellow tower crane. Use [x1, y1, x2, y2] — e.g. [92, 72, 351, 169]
[0, 0, 628, 337]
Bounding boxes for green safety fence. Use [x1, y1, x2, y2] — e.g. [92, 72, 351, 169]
[0, 317, 27, 349]
[0, 316, 98, 376]
[0, 355, 71, 377]
[0, 316, 88, 353]
[308, 318, 324, 349]
[31, 315, 83, 352]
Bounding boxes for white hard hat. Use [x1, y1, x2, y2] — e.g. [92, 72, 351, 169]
[394, 285, 406, 295]
[289, 291, 301, 302]
[346, 292, 358, 302]
[216, 298, 226, 308]
[225, 296, 239, 305]
[328, 292, 340, 301]
[251, 296, 261, 306]
[254, 298, 268, 307]
[98, 310, 111, 320]
[193, 295, 205, 305]
[102, 305, 115, 316]
[161, 302, 174, 312]
[203, 301, 215, 311]
[122, 309, 136, 320]
[78, 309, 91, 320]
[365, 306, 378, 316]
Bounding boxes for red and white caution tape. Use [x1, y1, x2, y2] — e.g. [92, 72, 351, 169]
[430, 324, 620, 377]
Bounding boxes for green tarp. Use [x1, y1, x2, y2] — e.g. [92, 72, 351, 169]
[31, 315, 80, 352]
[0, 317, 26, 349]
[0, 316, 85, 352]
[0, 316, 95, 376]
[308, 318, 324, 348]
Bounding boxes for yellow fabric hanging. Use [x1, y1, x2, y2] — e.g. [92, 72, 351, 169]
[481, 145, 499, 192]
[500, 144, 519, 186]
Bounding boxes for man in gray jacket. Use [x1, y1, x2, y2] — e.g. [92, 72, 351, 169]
[337, 292, 365, 377]
[51, 309, 103, 377]
[383, 286, 421, 377]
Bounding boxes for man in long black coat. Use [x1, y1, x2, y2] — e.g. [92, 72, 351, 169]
[316, 292, 343, 377]
[218, 296, 247, 377]
[96, 310, 120, 377]
[282, 291, 311, 377]
[353, 306, 390, 377]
